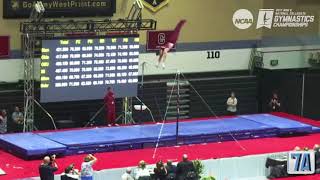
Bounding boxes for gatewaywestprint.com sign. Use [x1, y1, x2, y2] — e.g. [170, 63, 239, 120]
[3, 0, 116, 18]
[287, 151, 315, 174]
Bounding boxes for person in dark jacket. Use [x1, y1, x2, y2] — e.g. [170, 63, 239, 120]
[165, 160, 177, 180]
[39, 155, 58, 180]
[176, 154, 196, 180]
[154, 160, 167, 180]
[269, 92, 281, 112]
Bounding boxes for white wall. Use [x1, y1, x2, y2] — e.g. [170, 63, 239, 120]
[0, 49, 253, 82]
[139, 49, 252, 75]
[0, 59, 25, 82]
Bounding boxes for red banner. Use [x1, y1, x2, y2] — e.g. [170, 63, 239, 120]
[0, 36, 10, 58]
[146, 30, 176, 51]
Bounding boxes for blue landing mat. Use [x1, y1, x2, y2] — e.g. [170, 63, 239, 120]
[240, 114, 313, 134]
[0, 133, 66, 158]
[38, 117, 276, 147]
[0, 114, 317, 159]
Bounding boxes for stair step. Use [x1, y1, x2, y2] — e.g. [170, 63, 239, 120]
[168, 104, 190, 109]
[167, 81, 189, 86]
[167, 99, 190, 104]
[166, 116, 190, 120]
[166, 88, 190, 92]
[167, 94, 190, 99]
[166, 110, 189, 115]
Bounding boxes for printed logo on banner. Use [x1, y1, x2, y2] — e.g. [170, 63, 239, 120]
[232, 9, 254, 30]
[287, 151, 315, 174]
[146, 30, 175, 51]
[10, 0, 19, 10]
[256, 9, 274, 29]
[142, 0, 170, 12]
[158, 33, 166, 45]
[256, 9, 315, 29]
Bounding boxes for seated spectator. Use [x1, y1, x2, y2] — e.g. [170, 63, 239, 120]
[0, 109, 8, 134]
[39, 155, 58, 180]
[293, 146, 301, 151]
[12, 106, 24, 132]
[121, 168, 134, 180]
[80, 154, 97, 180]
[176, 154, 196, 180]
[154, 160, 167, 180]
[135, 160, 151, 180]
[165, 160, 177, 180]
[61, 164, 79, 180]
[314, 144, 320, 151]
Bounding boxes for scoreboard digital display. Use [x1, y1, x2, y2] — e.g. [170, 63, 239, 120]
[40, 35, 140, 103]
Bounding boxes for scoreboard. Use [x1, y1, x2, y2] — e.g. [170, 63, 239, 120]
[40, 35, 140, 102]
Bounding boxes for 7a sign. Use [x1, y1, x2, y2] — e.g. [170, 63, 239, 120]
[288, 151, 315, 174]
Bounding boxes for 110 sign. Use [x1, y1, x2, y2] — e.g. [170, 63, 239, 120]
[287, 151, 315, 174]
[207, 51, 220, 59]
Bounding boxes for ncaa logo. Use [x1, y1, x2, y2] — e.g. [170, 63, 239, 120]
[232, 9, 254, 29]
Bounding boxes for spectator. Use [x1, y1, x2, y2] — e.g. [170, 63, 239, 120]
[121, 167, 134, 180]
[135, 160, 151, 180]
[39, 155, 58, 180]
[294, 146, 301, 151]
[154, 160, 167, 180]
[226, 92, 238, 115]
[269, 92, 281, 112]
[176, 154, 196, 180]
[12, 106, 24, 132]
[0, 109, 8, 134]
[80, 154, 97, 180]
[61, 164, 79, 180]
[165, 160, 177, 180]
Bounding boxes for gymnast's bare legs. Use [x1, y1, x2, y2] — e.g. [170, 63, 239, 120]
[156, 20, 186, 69]
[157, 42, 174, 69]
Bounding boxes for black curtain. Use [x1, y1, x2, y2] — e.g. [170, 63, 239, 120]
[257, 69, 303, 115]
[303, 73, 320, 119]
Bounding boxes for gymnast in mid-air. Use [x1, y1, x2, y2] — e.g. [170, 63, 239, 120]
[157, 20, 186, 69]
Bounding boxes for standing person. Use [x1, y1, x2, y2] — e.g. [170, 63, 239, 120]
[226, 92, 238, 115]
[154, 160, 167, 180]
[104, 87, 117, 127]
[0, 109, 8, 134]
[176, 154, 196, 180]
[12, 106, 24, 132]
[269, 92, 281, 112]
[157, 20, 187, 69]
[39, 155, 58, 180]
[80, 154, 97, 180]
[121, 168, 134, 180]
